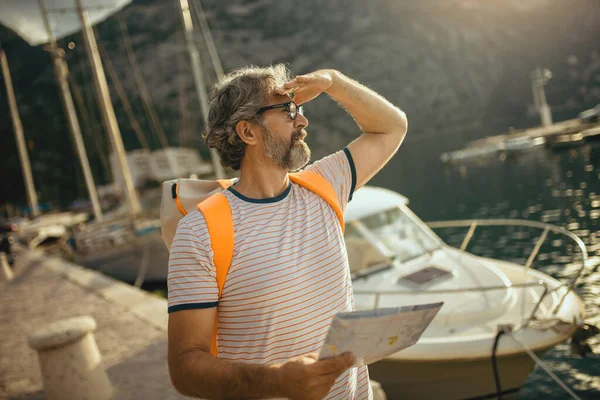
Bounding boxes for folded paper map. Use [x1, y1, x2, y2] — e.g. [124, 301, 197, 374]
[318, 302, 443, 366]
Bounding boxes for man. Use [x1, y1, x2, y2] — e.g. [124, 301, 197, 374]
[168, 65, 407, 400]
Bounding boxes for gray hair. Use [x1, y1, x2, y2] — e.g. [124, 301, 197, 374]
[204, 64, 293, 170]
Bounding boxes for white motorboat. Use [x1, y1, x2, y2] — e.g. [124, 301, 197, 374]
[345, 186, 589, 399]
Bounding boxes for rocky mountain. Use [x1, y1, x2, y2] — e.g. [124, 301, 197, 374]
[1, 0, 599, 210]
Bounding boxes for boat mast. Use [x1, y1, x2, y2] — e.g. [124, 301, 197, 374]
[190, 0, 224, 79]
[0, 46, 40, 217]
[38, 0, 103, 221]
[531, 67, 553, 127]
[177, 0, 225, 179]
[74, 0, 141, 216]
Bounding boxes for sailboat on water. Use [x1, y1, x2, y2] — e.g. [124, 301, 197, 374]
[0, 0, 117, 251]
[68, 0, 225, 284]
[1, 0, 222, 283]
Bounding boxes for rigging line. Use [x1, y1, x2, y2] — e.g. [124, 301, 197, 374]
[97, 43, 151, 151]
[117, 14, 170, 149]
[69, 42, 112, 182]
[58, 42, 98, 185]
[73, 37, 111, 162]
[68, 72, 112, 181]
[189, 0, 224, 79]
[74, 42, 113, 183]
[176, 45, 188, 148]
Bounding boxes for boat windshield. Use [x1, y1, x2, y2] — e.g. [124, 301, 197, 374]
[345, 206, 441, 265]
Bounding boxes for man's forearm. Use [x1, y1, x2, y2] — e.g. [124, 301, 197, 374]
[170, 350, 281, 399]
[326, 70, 407, 135]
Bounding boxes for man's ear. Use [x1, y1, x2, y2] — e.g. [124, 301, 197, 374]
[235, 120, 258, 145]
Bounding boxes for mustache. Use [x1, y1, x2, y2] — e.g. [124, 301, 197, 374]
[292, 129, 307, 140]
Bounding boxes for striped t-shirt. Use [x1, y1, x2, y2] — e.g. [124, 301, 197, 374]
[168, 149, 372, 400]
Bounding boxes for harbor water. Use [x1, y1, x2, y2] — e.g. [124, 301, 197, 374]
[385, 141, 600, 399]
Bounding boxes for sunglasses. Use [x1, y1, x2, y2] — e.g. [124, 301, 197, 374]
[256, 101, 305, 120]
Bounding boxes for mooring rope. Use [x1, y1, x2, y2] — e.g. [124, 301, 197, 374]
[507, 332, 582, 400]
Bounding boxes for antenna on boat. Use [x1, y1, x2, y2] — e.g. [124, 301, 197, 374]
[38, 0, 104, 222]
[74, 0, 141, 216]
[0, 43, 40, 217]
[177, 0, 226, 179]
[531, 67, 553, 127]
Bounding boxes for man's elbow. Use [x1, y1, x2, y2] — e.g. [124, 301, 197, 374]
[169, 353, 203, 397]
[387, 109, 407, 144]
[396, 109, 408, 136]
[169, 361, 193, 397]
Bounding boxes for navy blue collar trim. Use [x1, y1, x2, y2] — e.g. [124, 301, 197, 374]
[228, 182, 292, 203]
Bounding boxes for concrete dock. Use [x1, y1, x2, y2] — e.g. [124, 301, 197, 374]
[0, 250, 185, 400]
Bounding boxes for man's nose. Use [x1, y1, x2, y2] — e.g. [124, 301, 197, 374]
[295, 113, 309, 129]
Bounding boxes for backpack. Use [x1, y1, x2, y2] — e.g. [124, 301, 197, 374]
[160, 170, 345, 356]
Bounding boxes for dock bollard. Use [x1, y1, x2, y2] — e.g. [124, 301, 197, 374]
[0, 252, 13, 281]
[28, 316, 114, 400]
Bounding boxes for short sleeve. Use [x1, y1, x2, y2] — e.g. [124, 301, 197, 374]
[305, 148, 356, 212]
[167, 217, 219, 313]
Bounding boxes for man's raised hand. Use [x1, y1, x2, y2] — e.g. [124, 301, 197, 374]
[275, 70, 338, 105]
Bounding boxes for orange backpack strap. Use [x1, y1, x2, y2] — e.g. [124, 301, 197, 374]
[173, 182, 188, 216]
[194, 173, 341, 357]
[196, 192, 234, 357]
[289, 170, 344, 233]
[216, 179, 234, 190]
[173, 179, 233, 217]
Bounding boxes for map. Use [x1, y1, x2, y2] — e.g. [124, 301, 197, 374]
[318, 302, 443, 366]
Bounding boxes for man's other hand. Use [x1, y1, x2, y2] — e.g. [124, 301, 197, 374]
[272, 352, 355, 400]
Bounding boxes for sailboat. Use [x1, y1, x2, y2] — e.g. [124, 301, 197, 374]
[68, 0, 227, 284]
[0, 0, 214, 283]
[0, 0, 118, 250]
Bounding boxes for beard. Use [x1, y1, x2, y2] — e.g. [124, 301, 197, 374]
[262, 124, 311, 172]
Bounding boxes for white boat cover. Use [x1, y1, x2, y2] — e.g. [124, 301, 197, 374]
[0, 0, 131, 46]
[346, 186, 408, 222]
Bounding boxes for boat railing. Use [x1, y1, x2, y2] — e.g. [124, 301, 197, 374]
[424, 218, 588, 314]
[354, 280, 550, 329]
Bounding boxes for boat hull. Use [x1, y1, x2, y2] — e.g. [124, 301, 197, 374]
[368, 348, 546, 400]
[74, 230, 169, 282]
